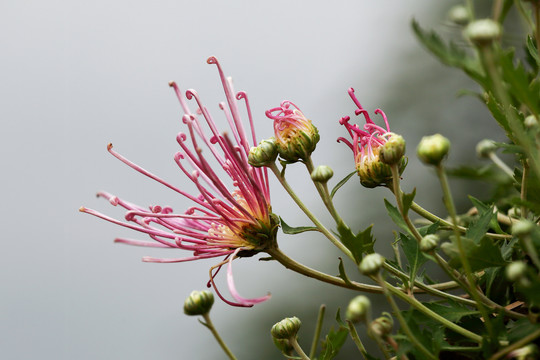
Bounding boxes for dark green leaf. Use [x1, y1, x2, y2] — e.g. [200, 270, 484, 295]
[337, 222, 374, 264]
[468, 196, 506, 235]
[423, 301, 479, 322]
[280, 217, 319, 235]
[402, 188, 416, 215]
[319, 326, 348, 360]
[499, 48, 540, 116]
[466, 205, 496, 244]
[508, 318, 540, 343]
[442, 237, 506, 272]
[337, 258, 354, 287]
[485, 93, 512, 136]
[330, 170, 356, 199]
[526, 35, 540, 68]
[335, 308, 346, 328]
[384, 199, 409, 233]
[400, 233, 428, 284]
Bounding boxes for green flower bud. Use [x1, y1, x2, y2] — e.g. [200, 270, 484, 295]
[379, 133, 406, 165]
[359, 253, 384, 276]
[476, 139, 496, 158]
[369, 314, 393, 338]
[506, 261, 528, 282]
[525, 115, 538, 129]
[420, 234, 440, 252]
[272, 338, 294, 355]
[448, 5, 470, 25]
[311, 165, 334, 183]
[464, 19, 502, 45]
[512, 220, 536, 237]
[346, 295, 371, 324]
[248, 138, 278, 167]
[417, 134, 450, 166]
[183, 290, 214, 316]
[271, 316, 301, 340]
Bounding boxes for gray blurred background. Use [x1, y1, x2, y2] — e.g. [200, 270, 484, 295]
[1, 1, 510, 359]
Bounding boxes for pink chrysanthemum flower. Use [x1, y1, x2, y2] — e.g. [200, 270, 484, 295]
[338, 88, 406, 188]
[265, 101, 319, 162]
[80, 57, 278, 307]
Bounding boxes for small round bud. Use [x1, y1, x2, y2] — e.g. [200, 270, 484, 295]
[417, 134, 450, 166]
[420, 234, 440, 252]
[448, 5, 470, 25]
[369, 314, 394, 338]
[379, 133, 406, 165]
[512, 220, 536, 237]
[476, 139, 497, 158]
[506, 261, 528, 282]
[508, 207, 521, 219]
[248, 138, 278, 167]
[311, 165, 334, 183]
[525, 115, 538, 129]
[346, 295, 371, 324]
[271, 316, 301, 340]
[464, 19, 502, 45]
[359, 253, 384, 276]
[508, 344, 538, 360]
[183, 290, 214, 316]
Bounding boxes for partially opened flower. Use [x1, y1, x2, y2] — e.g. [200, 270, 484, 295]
[80, 57, 279, 307]
[337, 88, 406, 188]
[265, 101, 319, 163]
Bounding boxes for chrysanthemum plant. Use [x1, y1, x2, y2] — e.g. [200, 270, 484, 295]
[82, 1, 540, 359]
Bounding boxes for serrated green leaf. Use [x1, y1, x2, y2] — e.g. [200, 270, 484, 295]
[330, 170, 356, 199]
[499, 48, 540, 116]
[402, 188, 416, 215]
[319, 326, 348, 360]
[337, 258, 354, 287]
[442, 237, 506, 272]
[411, 19, 486, 87]
[280, 217, 319, 235]
[485, 92, 512, 135]
[466, 205, 496, 244]
[384, 199, 409, 233]
[423, 301, 479, 322]
[337, 222, 374, 264]
[468, 196, 506, 235]
[400, 233, 428, 285]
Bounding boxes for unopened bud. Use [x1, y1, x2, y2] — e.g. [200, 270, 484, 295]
[272, 338, 294, 355]
[248, 138, 278, 167]
[346, 295, 371, 324]
[420, 234, 440, 252]
[417, 134, 450, 166]
[448, 5, 470, 25]
[476, 139, 497, 158]
[311, 165, 334, 183]
[525, 115, 538, 129]
[183, 290, 214, 316]
[369, 314, 393, 338]
[271, 316, 301, 340]
[512, 220, 535, 237]
[379, 133, 406, 165]
[506, 261, 528, 282]
[464, 19, 501, 45]
[359, 253, 384, 276]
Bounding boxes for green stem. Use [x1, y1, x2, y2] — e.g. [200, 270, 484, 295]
[521, 160, 529, 219]
[202, 313, 238, 360]
[410, 201, 511, 240]
[386, 282, 483, 343]
[492, 0, 504, 22]
[376, 274, 437, 360]
[514, 0, 536, 34]
[347, 321, 368, 360]
[267, 247, 384, 293]
[268, 163, 355, 262]
[289, 337, 310, 360]
[390, 164, 423, 242]
[465, 0, 475, 20]
[435, 164, 495, 340]
[489, 328, 540, 360]
[309, 305, 326, 359]
[305, 158, 342, 224]
[488, 152, 515, 179]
